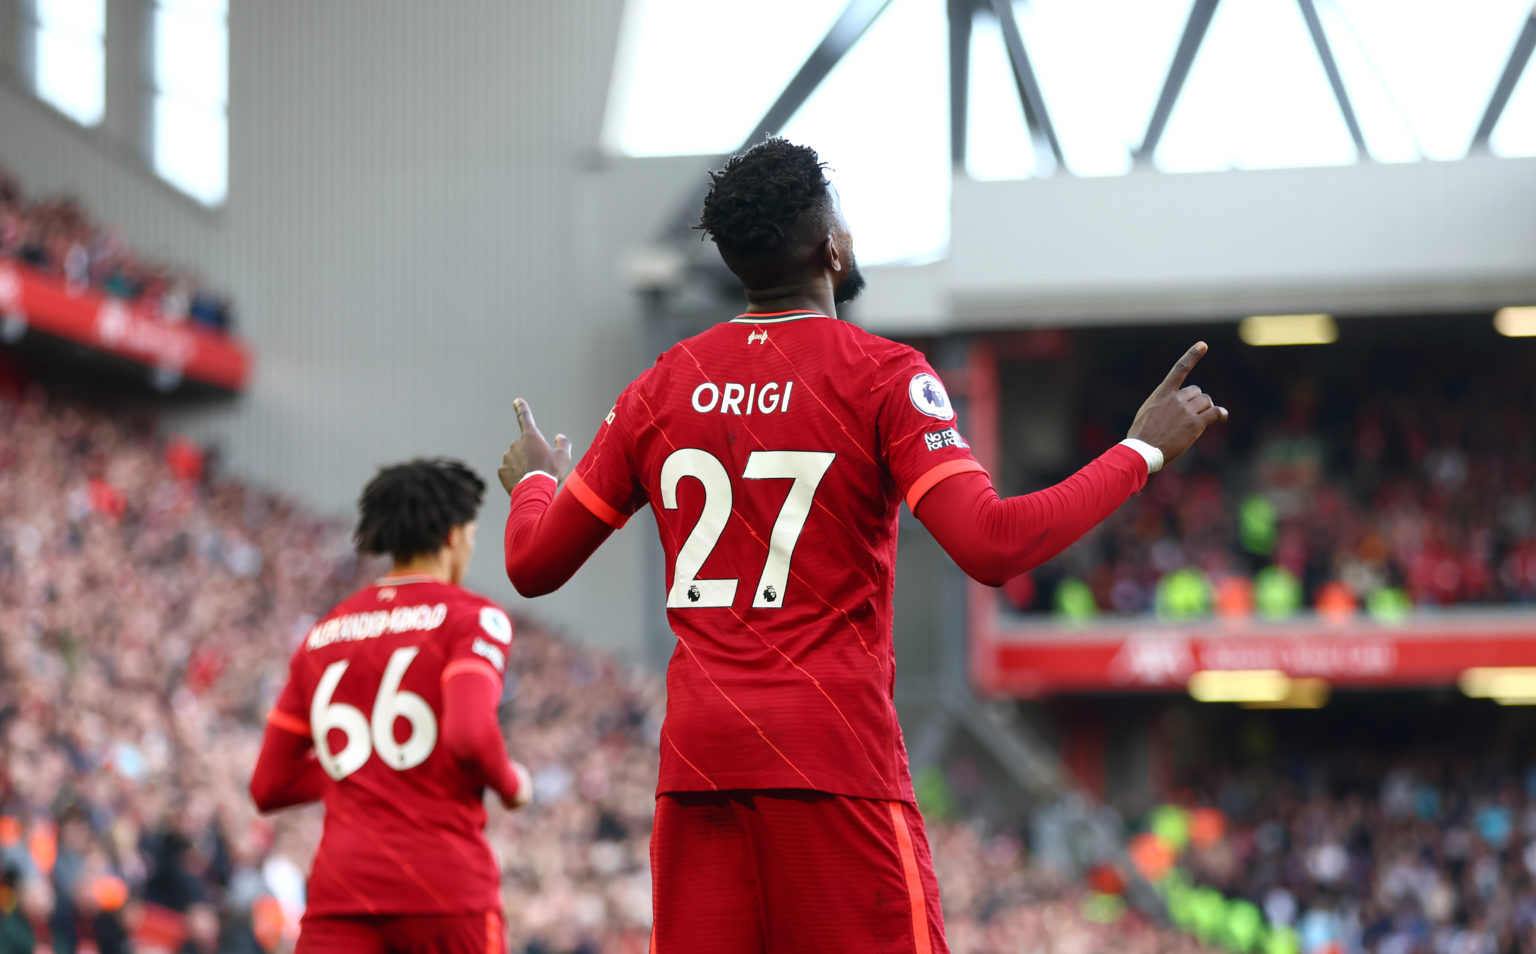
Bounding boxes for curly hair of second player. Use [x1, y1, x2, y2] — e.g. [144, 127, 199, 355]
[354, 458, 486, 561]
[694, 137, 836, 259]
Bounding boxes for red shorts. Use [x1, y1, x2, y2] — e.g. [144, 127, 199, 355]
[650, 790, 948, 954]
[296, 910, 504, 954]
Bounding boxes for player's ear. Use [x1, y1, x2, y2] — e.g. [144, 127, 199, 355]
[823, 234, 843, 275]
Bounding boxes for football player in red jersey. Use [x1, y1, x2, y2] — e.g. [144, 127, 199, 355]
[250, 459, 531, 954]
[498, 139, 1226, 953]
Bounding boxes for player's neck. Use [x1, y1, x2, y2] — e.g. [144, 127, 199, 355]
[385, 554, 453, 585]
[741, 282, 836, 320]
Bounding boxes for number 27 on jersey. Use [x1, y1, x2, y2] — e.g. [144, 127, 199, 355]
[661, 448, 834, 610]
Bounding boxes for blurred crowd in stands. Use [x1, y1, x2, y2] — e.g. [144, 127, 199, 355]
[0, 390, 1202, 953]
[1013, 374, 1536, 622]
[0, 163, 233, 334]
[1151, 749, 1536, 954]
[931, 820, 1218, 954]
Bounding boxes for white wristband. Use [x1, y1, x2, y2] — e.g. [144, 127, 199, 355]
[1119, 438, 1164, 474]
[517, 470, 558, 486]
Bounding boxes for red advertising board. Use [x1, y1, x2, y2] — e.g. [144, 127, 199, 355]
[0, 260, 250, 392]
[972, 616, 1536, 696]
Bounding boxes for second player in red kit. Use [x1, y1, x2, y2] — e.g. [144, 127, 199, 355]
[499, 139, 1227, 952]
[251, 459, 531, 954]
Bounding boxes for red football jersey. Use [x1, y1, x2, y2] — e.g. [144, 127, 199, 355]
[569, 310, 985, 801]
[269, 576, 514, 916]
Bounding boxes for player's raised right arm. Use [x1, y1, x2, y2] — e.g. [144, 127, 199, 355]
[914, 343, 1226, 587]
[505, 483, 615, 596]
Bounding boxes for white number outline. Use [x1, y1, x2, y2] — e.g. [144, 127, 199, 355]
[661, 448, 835, 609]
[311, 646, 438, 780]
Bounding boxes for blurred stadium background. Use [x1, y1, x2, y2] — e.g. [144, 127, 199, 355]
[3, 0, 1536, 951]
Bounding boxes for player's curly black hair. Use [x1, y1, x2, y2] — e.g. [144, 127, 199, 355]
[695, 138, 833, 259]
[354, 458, 486, 562]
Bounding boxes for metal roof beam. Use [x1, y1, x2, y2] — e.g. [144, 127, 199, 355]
[988, 0, 1063, 174]
[1136, 0, 1219, 164]
[1296, 0, 1368, 158]
[656, 0, 895, 241]
[738, 0, 896, 149]
[1473, 7, 1536, 149]
[950, 0, 976, 167]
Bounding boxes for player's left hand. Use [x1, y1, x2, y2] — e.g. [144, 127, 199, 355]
[503, 760, 534, 810]
[498, 398, 573, 494]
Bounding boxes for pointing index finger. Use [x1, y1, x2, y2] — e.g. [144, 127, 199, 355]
[514, 398, 538, 437]
[1159, 342, 1208, 394]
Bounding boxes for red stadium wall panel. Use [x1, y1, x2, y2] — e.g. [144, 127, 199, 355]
[946, 341, 1536, 697]
[0, 261, 251, 392]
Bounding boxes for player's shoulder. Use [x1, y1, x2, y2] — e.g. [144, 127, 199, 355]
[838, 321, 926, 364]
[435, 583, 515, 645]
[430, 581, 508, 621]
[802, 320, 935, 397]
[314, 580, 394, 623]
[429, 579, 495, 608]
[608, 353, 665, 405]
[637, 326, 721, 392]
[655, 320, 734, 364]
[836, 327, 960, 422]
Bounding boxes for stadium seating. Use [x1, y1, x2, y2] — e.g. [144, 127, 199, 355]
[0, 163, 232, 334]
[1013, 371, 1536, 621]
[1132, 749, 1536, 954]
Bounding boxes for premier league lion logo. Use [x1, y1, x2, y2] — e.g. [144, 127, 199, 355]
[908, 373, 955, 421]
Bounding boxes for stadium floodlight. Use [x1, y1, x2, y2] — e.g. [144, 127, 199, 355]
[1237, 314, 1338, 346]
[1459, 667, 1536, 702]
[1239, 677, 1330, 710]
[1187, 669, 1291, 703]
[1493, 307, 1536, 337]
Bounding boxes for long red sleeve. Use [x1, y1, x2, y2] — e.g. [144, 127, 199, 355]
[249, 722, 324, 813]
[913, 444, 1149, 587]
[504, 475, 614, 597]
[441, 666, 523, 804]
